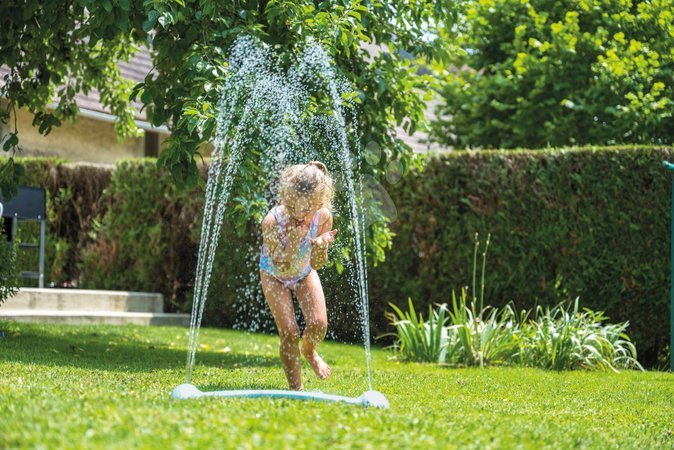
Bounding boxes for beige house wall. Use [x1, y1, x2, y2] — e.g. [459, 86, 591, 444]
[1, 102, 171, 164]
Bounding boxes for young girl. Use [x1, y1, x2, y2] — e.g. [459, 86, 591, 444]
[259, 161, 338, 391]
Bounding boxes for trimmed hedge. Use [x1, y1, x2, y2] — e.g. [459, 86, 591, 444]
[5, 146, 673, 367]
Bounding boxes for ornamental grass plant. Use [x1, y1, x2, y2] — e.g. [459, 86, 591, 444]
[384, 299, 450, 363]
[514, 298, 643, 372]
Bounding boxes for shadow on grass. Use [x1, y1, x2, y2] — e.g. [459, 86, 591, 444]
[0, 324, 280, 373]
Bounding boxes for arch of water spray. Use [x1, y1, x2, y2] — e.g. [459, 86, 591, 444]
[171, 35, 388, 408]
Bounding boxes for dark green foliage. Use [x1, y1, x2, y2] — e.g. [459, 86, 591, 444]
[0, 229, 19, 305]
[78, 160, 202, 311]
[432, 0, 674, 149]
[0, 1, 143, 175]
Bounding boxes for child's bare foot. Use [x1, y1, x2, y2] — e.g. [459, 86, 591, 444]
[301, 347, 331, 380]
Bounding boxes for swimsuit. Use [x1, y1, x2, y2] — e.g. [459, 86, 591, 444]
[259, 205, 321, 290]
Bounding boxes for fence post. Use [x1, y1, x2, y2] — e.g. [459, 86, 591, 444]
[662, 161, 674, 371]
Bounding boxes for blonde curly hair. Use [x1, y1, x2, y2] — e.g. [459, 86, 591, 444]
[278, 161, 334, 211]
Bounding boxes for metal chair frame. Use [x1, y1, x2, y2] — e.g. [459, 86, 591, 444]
[0, 187, 46, 288]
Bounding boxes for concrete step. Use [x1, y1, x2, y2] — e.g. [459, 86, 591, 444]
[2, 288, 164, 313]
[0, 310, 190, 326]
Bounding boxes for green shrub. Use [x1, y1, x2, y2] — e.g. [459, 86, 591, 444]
[386, 235, 522, 366]
[385, 292, 522, 367]
[432, 0, 674, 148]
[12, 221, 70, 288]
[78, 160, 202, 310]
[0, 229, 19, 304]
[4, 158, 110, 288]
[383, 217, 642, 372]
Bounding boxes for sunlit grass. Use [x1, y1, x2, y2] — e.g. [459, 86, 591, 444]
[1, 322, 672, 449]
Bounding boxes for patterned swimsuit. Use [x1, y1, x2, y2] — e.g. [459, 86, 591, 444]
[259, 205, 321, 290]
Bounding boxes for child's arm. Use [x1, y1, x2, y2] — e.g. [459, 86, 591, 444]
[310, 209, 337, 270]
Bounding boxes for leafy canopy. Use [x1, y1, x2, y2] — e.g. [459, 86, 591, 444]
[431, 0, 674, 149]
[0, 0, 458, 264]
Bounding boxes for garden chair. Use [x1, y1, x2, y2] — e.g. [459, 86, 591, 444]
[0, 187, 46, 288]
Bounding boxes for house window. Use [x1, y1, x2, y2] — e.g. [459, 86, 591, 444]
[145, 131, 159, 157]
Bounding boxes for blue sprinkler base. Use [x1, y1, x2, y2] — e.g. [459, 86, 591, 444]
[170, 383, 389, 409]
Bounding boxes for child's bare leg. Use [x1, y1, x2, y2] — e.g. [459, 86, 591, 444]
[260, 270, 303, 390]
[296, 269, 331, 380]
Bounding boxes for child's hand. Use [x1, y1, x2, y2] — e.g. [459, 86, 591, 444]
[310, 229, 338, 247]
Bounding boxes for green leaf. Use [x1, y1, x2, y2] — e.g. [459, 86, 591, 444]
[143, 10, 159, 32]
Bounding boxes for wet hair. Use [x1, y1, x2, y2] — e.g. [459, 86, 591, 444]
[278, 161, 334, 211]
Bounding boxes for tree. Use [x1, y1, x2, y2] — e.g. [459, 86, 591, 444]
[431, 0, 674, 149]
[1, 0, 145, 197]
[0, 0, 459, 264]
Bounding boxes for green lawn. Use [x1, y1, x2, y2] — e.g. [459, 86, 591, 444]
[0, 322, 672, 449]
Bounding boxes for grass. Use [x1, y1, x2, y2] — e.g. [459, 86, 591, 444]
[1, 321, 672, 449]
